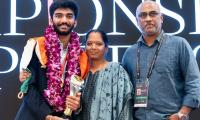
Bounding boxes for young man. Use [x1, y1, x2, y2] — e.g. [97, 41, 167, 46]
[122, 1, 200, 120]
[15, 0, 89, 120]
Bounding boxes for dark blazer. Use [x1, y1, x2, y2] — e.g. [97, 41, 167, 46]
[15, 49, 78, 120]
[15, 52, 53, 120]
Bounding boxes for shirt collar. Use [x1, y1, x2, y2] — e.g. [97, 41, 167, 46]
[137, 30, 164, 46]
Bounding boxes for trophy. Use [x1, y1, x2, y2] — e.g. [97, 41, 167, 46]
[63, 75, 84, 118]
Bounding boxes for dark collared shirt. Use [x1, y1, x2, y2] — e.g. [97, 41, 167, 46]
[122, 31, 200, 120]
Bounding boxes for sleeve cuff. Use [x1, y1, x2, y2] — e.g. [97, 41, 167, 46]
[182, 96, 200, 108]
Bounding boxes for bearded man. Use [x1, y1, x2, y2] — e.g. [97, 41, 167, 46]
[15, 0, 89, 120]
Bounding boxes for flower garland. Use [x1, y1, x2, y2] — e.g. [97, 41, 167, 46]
[43, 25, 81, 112]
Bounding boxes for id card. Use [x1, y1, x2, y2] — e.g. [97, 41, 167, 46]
[134, 79, 149, 107]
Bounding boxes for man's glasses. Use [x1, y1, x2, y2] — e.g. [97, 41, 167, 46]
[137, 11, 160, 19]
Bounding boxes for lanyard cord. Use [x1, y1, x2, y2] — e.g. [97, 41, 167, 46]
[136, 33, 164, 80]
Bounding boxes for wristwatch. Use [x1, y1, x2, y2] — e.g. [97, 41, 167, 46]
[177, 112, 189, 120]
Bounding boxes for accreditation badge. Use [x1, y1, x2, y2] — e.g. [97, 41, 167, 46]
[134, 79, 149, 107]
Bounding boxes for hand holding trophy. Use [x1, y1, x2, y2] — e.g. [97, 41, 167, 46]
[63, 75, 84, 119]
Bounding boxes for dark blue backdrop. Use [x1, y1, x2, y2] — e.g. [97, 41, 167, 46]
[0, 0, 199, 120]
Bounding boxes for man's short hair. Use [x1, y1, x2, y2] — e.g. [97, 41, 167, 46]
[50, 0, 79, 19]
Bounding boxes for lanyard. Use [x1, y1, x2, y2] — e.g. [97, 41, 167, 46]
[136, 34, 164, 80]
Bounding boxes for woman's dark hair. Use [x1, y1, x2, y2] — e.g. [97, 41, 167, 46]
[85, 29, 109, 47]
[50, 0, 79, 19]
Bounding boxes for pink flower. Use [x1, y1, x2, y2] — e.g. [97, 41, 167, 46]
[43, 25, 81, 112]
